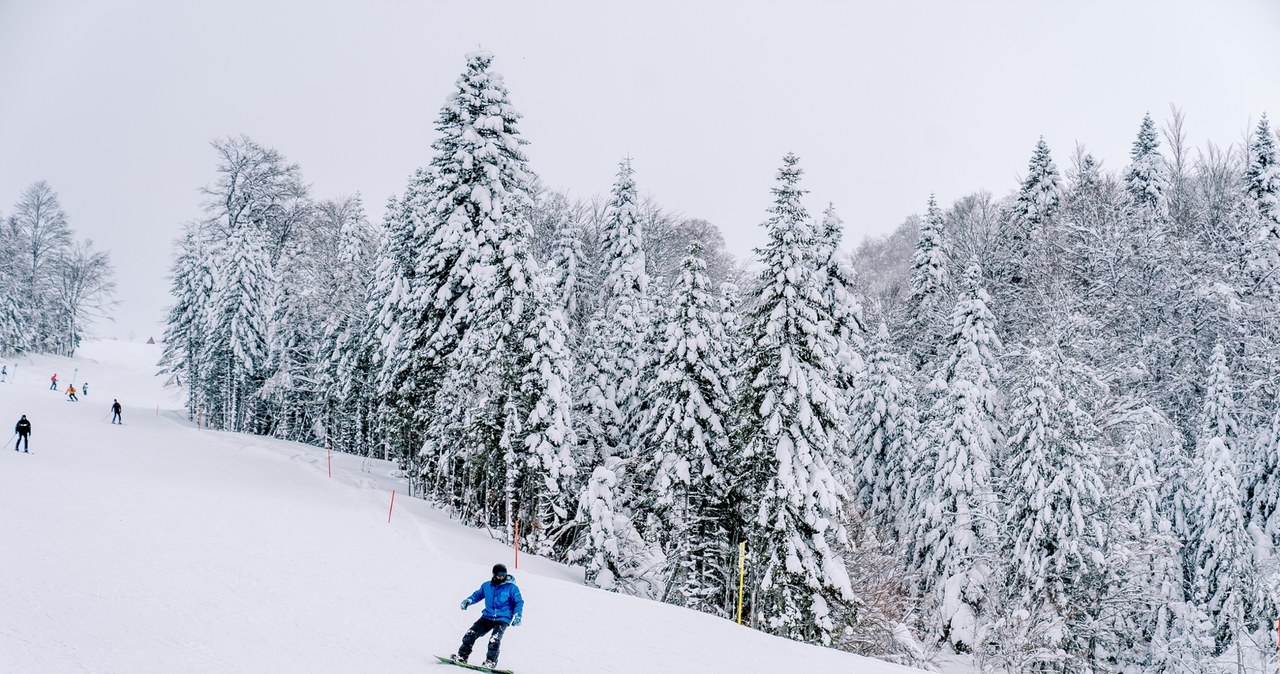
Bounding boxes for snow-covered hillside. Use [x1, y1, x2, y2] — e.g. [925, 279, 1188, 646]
[0, 341, 925, 674]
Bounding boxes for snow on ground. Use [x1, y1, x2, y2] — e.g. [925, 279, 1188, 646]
[0, 341, 927, 674]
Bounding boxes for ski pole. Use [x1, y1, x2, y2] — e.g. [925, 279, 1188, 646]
[6, 433, 15, 448]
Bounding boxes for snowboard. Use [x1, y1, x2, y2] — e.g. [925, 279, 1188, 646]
[434, 655, 514, 674]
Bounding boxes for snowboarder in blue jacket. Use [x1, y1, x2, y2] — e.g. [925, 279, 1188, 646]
[451, 563, 523, 668]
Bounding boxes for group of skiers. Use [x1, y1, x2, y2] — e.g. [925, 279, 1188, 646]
[50, 373, 88, 401]
[10, 372, 124, 452]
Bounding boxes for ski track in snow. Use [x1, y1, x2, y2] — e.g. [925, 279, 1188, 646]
[0, 341, 928, 673]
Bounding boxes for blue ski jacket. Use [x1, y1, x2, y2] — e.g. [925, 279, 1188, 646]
[465, 576, 524, 624]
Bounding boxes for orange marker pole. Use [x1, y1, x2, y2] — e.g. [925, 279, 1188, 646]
[514, 519, 520, 570]
[327, 444, 332, 478]
[387, 490, 396, 523]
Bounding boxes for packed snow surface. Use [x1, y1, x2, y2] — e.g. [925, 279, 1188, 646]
[0, 341, 925, 673]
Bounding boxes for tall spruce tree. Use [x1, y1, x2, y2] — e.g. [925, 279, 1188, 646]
[1187, 344, 1252, 652]
[159, 225, 215, 418]
[905, 195, 950, 370]
[999, 354, 1107, 667]
[575, 158, 653, 588]
[401, 52, 578, 556]
[582, 157, 650, 462]
[637, 242, 736, 614]
[1246, 114, 1280, 299]
[200, 225, 276, 432]
[995, 138, 1063, 334]
[910, 262, 1002, 651]
[1009, 137, 1064, 236]
[736, 154, 853, 645]
[817, 204, 867, 403]
[849, 322, 917, 538]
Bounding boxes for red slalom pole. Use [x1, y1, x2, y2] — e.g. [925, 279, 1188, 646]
[387, 490, 396, 523]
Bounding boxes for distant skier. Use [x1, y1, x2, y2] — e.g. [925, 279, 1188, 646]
[111, 399, 123, 425]
[450, 563, 523, 669]
[50, 373, 57, 390]
[65, 384, 78, 402]
[1, 364, 7, 382]
[83, 382, 88, 397]
[14, 415, 30, 452]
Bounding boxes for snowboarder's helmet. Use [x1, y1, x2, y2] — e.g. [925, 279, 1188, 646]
[492, 564, 507, 577]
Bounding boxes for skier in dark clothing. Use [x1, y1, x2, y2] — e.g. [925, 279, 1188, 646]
[111, 399, 123, 425]
[83, 382, 88, 397]
[451, 563, 523, 669]
[14, 415, 31, 452]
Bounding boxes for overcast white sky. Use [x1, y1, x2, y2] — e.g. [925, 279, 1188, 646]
[2, 0, 1278, 340]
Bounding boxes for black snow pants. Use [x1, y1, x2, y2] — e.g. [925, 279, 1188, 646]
[457, 617, 509, 663]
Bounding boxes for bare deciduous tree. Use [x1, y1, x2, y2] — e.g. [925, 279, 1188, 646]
[53, 239, 117, 356]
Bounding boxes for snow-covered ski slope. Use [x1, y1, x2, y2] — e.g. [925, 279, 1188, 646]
[0, 341, 925, 674]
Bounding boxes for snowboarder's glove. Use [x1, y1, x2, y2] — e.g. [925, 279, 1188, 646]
[460, 599, 471, 610]
[511, 615, 522, 627]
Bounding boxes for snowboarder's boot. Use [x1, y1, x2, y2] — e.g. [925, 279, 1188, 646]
[450, 654, 466, 664]
[482, 660, 497, 669]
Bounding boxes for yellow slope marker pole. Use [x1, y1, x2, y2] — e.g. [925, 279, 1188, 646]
[737, 541, 746, 625]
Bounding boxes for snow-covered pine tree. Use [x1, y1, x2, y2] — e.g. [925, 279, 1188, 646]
[1248, 401, 1280, 625]
[849, 322, 917, 539]
[637, 241, 736, 615]
[200, 225, 276, 432]
[1009, 137, 1064, 238]
[582, 157, 650, 461]
[1109, 408, 1213, 672]
[817, 203, 867, 396]
[396, 52, 577, 557]
[158, 225, 215, 418]
[736, 154, 853, 645]
[909, 261, 1002, 652]
[548, 209, 582, 329]
[317, 196, 380, 456]
[512, 288, 578, 555]
[1246, 114, 1280, 299]
[1186, 344, 1253, 653]
[260, 279, 313, 441]
[997, 353, 1107, 669]
[573, 158, 654, 588]
[0, 214, 27, 355]
[368, 188, 431, 463]
[384, 52, 542, 480]
[998, 137, 1063, 295]
[0, 279, 22, 357]
[1122, 113, 1173, 299]
[1125, 113, 1170, 224]
[904, 195, 950, 371]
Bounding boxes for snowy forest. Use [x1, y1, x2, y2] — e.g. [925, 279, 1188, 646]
[155, 51, 1280, 672]
[0, 181, 117, 357]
